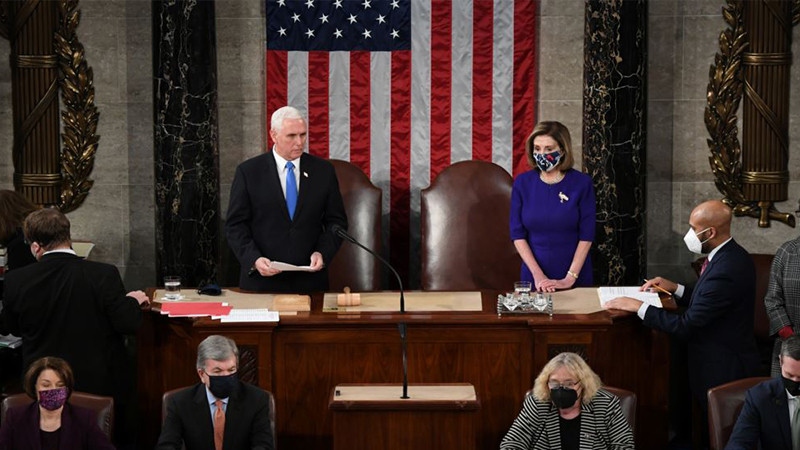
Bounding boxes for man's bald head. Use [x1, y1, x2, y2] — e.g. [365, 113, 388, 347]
[689, 200, 732, 252]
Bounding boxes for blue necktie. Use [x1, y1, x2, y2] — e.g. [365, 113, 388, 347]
[285, 161, 297, 220]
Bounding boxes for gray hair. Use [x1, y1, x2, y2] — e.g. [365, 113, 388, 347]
[270, 106, 305, 132]
[781, 335, 800, 361]
[196, 335, 239, 370]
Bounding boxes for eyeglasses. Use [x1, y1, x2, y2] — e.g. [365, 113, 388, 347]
[548, 380, 580, 389]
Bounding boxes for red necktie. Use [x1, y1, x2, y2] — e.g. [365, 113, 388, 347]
[700, 257, 709, 275]
[214, 399, 225, 450]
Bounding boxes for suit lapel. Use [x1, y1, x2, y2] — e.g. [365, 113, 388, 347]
[690, 241, 733, 306]
[25, 403, 43, 450]
[541, 405, 560, 450]
[578, 401, 598, 450]
[770, 382, 793, 449]
[294, 153, 312, 220]
[265, 151, 292, 221]
[222, 382, 246, 448]
[192, 384, 216, 449]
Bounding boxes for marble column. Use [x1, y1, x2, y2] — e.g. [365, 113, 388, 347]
[153, 0, 220, 286]
[583, 0, 647, 286]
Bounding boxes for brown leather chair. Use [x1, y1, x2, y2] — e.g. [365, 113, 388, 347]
[693, 253, 774, 375]
[328, 159, 382, 292]
[707, 376, 769, 450]
[421, 160, 520, 290]
[525, 386, 637, 432]
[161, 386, 277, 449]
[1, 391, 114, 439]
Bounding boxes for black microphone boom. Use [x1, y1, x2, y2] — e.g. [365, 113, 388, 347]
[331, 224, 409, 399]
[331, 224, 405, 313]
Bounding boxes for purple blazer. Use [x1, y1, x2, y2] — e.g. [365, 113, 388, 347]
[0, 402, 115, 450]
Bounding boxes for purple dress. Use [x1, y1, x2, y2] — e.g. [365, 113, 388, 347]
[510, 169, 596, 286]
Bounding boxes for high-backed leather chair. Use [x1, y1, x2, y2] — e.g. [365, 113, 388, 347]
[693, 253, 774, 375]
[707, 376, 769, 450]
[328, 159, 382, 292]
[421, 160, 520, 290]
[525, 386, 637, 431]
[1, 391, 114, 439]
[161, 386, 277, 449]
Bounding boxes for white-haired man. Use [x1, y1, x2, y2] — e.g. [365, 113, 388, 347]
[157, 335, 274, 450]
[225, 106, 348, 292]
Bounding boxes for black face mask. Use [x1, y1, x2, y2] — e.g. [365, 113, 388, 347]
[782, 376, 800, 396]
[550, 387, 578, 409]
[207, 372, 238, 399]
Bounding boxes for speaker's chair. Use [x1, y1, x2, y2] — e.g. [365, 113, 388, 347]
[421, 161, 519, 290]
[328, 160, 382, 292]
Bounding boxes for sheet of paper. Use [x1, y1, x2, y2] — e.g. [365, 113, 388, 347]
[219, 308, 280, 323]
[269, 261, 315, 272]
[597, 286, 662, 308]
[0, 334, 22, 349]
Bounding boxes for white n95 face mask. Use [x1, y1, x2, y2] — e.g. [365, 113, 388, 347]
[683, 227, 710, 254]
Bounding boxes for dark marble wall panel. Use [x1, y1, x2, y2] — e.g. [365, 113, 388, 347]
[153, 0, 221, 286]
[583, 0, 647, 286]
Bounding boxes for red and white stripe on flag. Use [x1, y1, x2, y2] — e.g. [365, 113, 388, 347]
[266, 0, 538, 286]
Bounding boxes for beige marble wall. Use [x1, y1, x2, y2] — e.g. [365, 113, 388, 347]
[538, 0, 584, 171]
[647, 0, 800, 281]
[0, 0, 154, 289]
[216, 0, 266, 218]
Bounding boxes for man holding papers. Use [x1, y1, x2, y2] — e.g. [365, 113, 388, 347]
[226, 106, 348, 293]
[604, 200, 759, 414]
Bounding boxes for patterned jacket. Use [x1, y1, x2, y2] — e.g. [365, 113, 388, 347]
[500, 389, 634, 450]
[764, 235, 800, 375]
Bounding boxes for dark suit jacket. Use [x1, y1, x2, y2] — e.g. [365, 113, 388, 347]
[156, 382, 274, 450]
[643, 239, 759, 404]
[0, 402, 115, 450]
[0, 252, 142, 398]
[726, 377, 793, 450]
[225, 151, 348, 292]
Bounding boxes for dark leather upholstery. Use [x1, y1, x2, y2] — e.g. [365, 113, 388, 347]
[328, 159, 382, 292]
[421, 160, 520, 291]
[693, 253, 774, 375]
[1, 391, 114, 439]
[161, 386, 277, 449]
[525, 386, 637, 432]
[707, 376, 769, 450]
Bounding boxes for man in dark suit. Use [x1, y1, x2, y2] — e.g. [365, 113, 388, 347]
[157, 335, 274, 450]
[604, 200, 759, 407]
[225, 106, 348, 293]
[727, 335, 800, 450]
[0, 208, 149, 447]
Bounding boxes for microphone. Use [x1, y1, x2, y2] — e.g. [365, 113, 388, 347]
[330, 224, 405, 313]
[331, 224, 409, 399]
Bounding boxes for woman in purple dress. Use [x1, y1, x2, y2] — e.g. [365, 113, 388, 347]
[510, 121, 595, 292]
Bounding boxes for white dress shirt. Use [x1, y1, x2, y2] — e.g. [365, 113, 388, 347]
[788, 388, 798, 428]
[272, 147, 301, 198]
[637, 238, 733, 319]
[42, 248, 77, 256]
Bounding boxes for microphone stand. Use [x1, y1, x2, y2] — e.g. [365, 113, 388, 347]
[333, 226, 409, 398]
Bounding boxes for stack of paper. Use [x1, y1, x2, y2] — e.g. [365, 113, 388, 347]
[597, 287, 663, 308]
[160, 302, 233, 317]
[219, 309, 279, 323]
[0, 334, 22, 349]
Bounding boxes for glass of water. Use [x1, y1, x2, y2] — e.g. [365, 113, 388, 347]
[514, 281, 532, 296]
[163, 276, 182, 301]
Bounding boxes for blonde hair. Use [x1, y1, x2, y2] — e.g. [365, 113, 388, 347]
[532, 352, 602, 405]
[524, 121, 575, 172]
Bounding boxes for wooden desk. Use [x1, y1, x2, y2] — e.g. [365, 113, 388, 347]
[137, 290, 669, 449]
[329, 383, 480, 450]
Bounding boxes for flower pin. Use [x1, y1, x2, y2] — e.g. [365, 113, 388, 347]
[303, 172, 309, 178]
[558, 192, 569, 203]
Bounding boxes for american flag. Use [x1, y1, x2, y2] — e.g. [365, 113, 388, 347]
[266, 0, 538, 286]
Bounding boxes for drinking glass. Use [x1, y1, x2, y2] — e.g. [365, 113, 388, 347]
[164, 276, 182, 301]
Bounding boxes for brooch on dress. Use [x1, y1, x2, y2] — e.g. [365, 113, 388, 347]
[558, 192, 569, 203]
